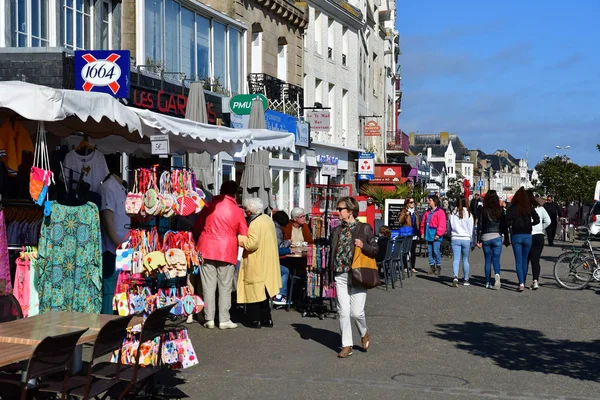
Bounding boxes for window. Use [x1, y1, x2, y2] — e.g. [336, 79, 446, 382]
[63, 0, 91, 50]
[213, 21, 226, 88]
[164, 0, 180, 72]
[277, 44, 287, 80]
[251, 31, 262, 73]
[359, 51, 363, 96]
[315, 78, 322, 105]
[144, 0, 163, 67]
[314, 10, 322, 54]
[180, 7, 195, 79]
[327, 17, 334, 60]
[13, 0, 49, 47]
[196, 14, 210, 78]
[342, 26, 348, 66]
[293, 171, 301, 208]
[229, 29, 241, 93]
[272, 169, 281, 210]
[328, 83, 335, 134]
[342, 89, 348, 141]
[100, 0, 110, 49]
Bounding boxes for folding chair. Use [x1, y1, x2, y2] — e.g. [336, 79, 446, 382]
[0, 293, 24, 323]
[389, 237, 404, 288]
[0, 328, 88, 400]
[377, 239, 394, 290]
[91, 304, 175, 400]
[400, 236, 414, 278]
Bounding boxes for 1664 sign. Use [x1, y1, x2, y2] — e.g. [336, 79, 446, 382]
[74, 50, 130, 98]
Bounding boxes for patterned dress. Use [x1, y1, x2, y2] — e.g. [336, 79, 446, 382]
[0, 210, 13, 295]
[37, 202, 102, 313]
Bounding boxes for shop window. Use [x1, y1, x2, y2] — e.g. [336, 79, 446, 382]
[100, 0, 110, 50]
[63, 0, 92, 50]
[180, 7, 195, 79]
[12, 0, 49, 47]
[144, 0, 163, 68]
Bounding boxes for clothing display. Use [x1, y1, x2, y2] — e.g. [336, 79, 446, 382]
[63, 149, 109, 195]
[0, 119, 34, 175]
[37, 201, 102, 313]
[0, 210, 13, 295]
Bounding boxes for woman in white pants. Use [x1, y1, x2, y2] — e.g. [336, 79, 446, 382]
[329, 196, 379, 358]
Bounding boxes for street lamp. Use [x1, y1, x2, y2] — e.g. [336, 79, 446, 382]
[555, 145, 571, 159]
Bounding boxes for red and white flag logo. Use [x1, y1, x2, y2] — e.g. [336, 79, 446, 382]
[80, 53, 122, 95]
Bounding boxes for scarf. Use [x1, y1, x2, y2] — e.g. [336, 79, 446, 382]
[408, 207, 415, 215]
[334, 221, 357, 274]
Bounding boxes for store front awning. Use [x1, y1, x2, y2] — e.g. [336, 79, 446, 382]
[0, 81, 295, 157]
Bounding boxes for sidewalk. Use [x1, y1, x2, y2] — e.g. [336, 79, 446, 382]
[168, 241, 600, 400]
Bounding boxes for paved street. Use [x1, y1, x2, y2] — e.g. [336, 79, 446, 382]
[166, 241, 600, 400]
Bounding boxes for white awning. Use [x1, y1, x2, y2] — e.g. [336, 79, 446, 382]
[0, 81, 295, 156]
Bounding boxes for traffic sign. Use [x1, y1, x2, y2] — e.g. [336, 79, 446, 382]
[478, 180, 484, 188]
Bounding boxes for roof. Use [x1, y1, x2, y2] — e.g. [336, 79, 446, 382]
[430, 161, 446, 175]
[410, 133, 468, 160]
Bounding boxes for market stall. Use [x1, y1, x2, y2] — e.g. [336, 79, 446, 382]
[0, 80, 295, 369]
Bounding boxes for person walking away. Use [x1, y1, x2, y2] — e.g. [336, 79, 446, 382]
[398, 197, 420, 273]
[420, 195, 447, 276]
[528, 190, 551, 290]
[272, 210, 292, 306]
[506, 187, 541, 292]
[450, 197, 474, 286]
[194, 181, 248, 330]
[329, 196, 378, 358]
[237, 198, 281, 329]
[543, 196, 560, 246]
[476, 190, 509, 289]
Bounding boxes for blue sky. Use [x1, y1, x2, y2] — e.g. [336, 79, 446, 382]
[396, 0, 600, 167]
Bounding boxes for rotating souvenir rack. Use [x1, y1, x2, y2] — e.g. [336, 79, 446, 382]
[302, 244, 335, 319]
[125, 166, 206, 220]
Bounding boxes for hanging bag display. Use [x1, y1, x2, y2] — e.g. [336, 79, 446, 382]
[29, 122, 54, 206]
[125, 170, 143, 216]
[116, 239, 134, 271]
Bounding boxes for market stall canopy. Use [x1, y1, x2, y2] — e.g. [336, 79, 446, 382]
[0, 81, 143, 141]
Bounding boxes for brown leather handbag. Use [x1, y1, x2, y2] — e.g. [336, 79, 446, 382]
[351, 247, 380, 289]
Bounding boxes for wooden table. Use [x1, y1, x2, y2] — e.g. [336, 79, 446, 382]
[0, 312, 143, 367]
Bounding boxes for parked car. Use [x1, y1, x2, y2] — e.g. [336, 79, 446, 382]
[585, 201, 600, 236]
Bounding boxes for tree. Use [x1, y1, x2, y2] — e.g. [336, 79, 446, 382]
[360, 184, 411, 211]
[534, 157, 600, 205]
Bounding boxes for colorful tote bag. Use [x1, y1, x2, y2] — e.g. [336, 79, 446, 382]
[29, 122, 53, 206]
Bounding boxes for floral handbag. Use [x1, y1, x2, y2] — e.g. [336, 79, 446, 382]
[176, 329, 199, 369]
[125, 170, 143, 216]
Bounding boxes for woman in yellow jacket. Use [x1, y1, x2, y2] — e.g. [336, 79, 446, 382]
[237, 197, 282, 328]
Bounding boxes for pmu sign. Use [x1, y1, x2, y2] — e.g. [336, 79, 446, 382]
[74, 50, 130, 98]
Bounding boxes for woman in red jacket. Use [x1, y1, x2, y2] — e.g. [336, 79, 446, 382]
[420, 195, 447, 276]
[194, 181, 248, 330]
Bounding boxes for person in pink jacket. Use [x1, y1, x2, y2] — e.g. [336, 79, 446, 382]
[194, 181, 248, 330]
[420, 194, 447, 276]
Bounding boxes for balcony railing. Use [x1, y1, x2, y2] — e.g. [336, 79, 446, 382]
[247, 73, 304, 116]
[386, 130, 410, 152]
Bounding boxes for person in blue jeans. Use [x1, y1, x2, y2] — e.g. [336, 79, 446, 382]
[506, 187, 540, 291]
[272, 211, 292, 305]
[449, 197, 474, 286]
[420, 195, 447, 276]
[476, 190, 509, 289]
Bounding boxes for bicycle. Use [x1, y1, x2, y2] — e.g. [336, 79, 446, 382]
[553, 239, 600, 289]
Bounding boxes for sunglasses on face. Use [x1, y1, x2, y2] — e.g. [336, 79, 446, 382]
[336, 207, 347, 212]
[408, 201, 415, 204]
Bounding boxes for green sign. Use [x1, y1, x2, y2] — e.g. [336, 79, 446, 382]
[229, 94, 269, 115]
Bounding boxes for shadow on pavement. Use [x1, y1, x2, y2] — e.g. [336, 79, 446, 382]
[429, 321, 600, 382]
[292, 323, 340, 353]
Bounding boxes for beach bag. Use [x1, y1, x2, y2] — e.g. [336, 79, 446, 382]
[116, 240, 134, 271]
[29, 122, 54, 205]
[125, 170, 143, 216]
[176, 330, 199, 369]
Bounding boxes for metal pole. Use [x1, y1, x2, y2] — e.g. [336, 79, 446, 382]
[324, 174, 331, 240]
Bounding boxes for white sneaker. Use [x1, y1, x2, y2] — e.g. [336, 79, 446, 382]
[485, 282, 491, 289]
[452, 277, 459, 287]
[493, 274, 501, 290]
[204, 320, 215, 329]
[463, 280, 470, 286]
[219, 320, 238, 330]
[186, 314, 195, 324]
[532, 280, 539, 290]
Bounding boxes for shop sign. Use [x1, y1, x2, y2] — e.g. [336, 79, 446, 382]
[318, 155, 338, 164]
[358, 152, 375, 180]
[150, 134, 170, 156]
[384, 199, 405, 238]
[74, 50, 130, 98]
[306, 111, 330, 131]
[296, 121, 310, 148]
[363, 120, 381, 136]
[229, 94, 269, 115]
[265, 110, 297, 134]
[372, 165, 403, 183]
[130, 88, 218, 123]
[321, 163, 338, 176]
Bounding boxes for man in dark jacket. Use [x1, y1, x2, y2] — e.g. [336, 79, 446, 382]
[543, 196, 561, 246]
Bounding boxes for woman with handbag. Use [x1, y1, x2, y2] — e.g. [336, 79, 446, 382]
[420, 195, 447, 276]
[329, 196, 379, 359]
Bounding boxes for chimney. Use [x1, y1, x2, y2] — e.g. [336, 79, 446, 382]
[409, 131, 415, 146]
[440, 131, 449, 146]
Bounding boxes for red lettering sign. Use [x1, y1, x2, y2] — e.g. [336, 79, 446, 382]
[131, 89, 217, 124]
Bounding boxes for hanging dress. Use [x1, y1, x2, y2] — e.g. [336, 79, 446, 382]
[37, 202, 102, 313]
[0, 210, 12, 295]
